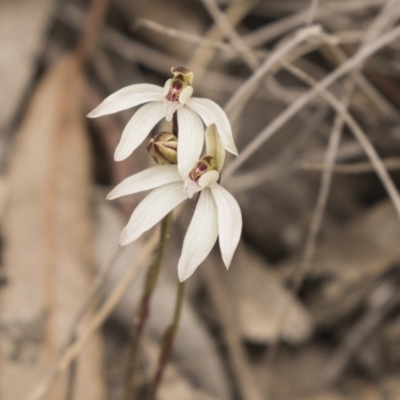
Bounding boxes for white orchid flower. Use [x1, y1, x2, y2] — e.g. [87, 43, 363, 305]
[107, 125, 242, 281]
[87, 66, 238, 179]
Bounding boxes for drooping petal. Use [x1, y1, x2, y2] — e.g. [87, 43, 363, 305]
[186, 97, 238, 156]
[177, 107, 204, 179]
[107, 165, 181, 200]
[205, 124, 225, 171]
[120, 182, 187, 246]
[178, 189, 218, 281]
[114, 102, 165, 161]
[210, 184, 242, 269]
[87, 84, 164, 118]
[164, 99, 183, 122]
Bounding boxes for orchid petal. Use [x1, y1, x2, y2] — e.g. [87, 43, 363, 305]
[205, 124, 225, 171]
[178, 189, 218, 281]
[87, 84, 164, 118]
[210, 184, 242, 269]
[164, 100, 183, 122]
[186, 97, 238, 156]
[107, 165, 181, 200]
[163, 79, 171, 96]
[177, 107, 204, 179]
[198, 171, 219, 189]
[114, 102, 165, 161]
[178, 86, 193, 104]
[120, 183, 186, 246]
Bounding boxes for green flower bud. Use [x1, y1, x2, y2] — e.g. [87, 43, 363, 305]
[147, 132, 178, 165]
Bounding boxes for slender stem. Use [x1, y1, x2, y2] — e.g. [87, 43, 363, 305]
[147, 280, 185, 400]
[124, 214, 173, 400]
[172, 112, 178, 137]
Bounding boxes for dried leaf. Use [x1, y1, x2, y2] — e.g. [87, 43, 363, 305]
[308, 201, 400, 325]
[229, 242, 313, 344]
[0, 55, 105, 399]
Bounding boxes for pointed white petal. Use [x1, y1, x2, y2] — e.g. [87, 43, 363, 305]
[186, 97, 238, 156]
[177, 107, 204, 179]
[210, 184, 242, 269]
[205, 124, 225, 171]
[198, 171, 219, 188]
[178, 86, 193, 104]
[178, 189, 218, 281]
[107, 165, 181, 200]
[87, 84, 164, 118]
[114, 102, 165, 161]
[164, 99, 183, 122]
[120, 183, 187, 246]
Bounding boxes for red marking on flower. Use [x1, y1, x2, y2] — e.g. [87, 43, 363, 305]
[189, 162, 208, 183]
[197, 163, 207, 172]
[165, 78, 184, 102]
[172, 80, 183, 91]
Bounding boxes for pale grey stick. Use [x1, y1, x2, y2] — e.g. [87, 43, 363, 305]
[303, 158, 400, 174]
[305, 0, 321, 25]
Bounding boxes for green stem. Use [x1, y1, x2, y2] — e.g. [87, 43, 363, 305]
[147, 280, 185, 400]
[172, 112, 178, 137]
[124, 213, 172, 400]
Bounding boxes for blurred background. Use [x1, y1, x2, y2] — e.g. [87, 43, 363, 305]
[1, 0, 400, 399]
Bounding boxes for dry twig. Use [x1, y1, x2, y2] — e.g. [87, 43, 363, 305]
[302, 158, 400, 174]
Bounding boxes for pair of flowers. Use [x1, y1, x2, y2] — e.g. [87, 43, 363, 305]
[89, 67, 242, 281]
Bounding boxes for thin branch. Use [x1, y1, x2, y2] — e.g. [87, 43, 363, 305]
[201, 0, 260, 70]
[134, 18, 235, 54]
[188, 0, 257, 75]
[302, 158, 400, 174]
[232, 141, 364, 192]
[223, 24, 322, 120]
[305, 0, 321, 26]
[223, 25, 400, 222]
[244, 0, 386, 48]
[295, 81, 354, 289]
[289, 0, 400, 291]
[244, 6, 330, 48]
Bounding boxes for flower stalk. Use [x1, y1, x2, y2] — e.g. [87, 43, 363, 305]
[124, 213, 172, 400]
[147, 280, 186, 400]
